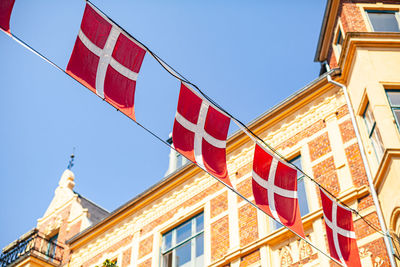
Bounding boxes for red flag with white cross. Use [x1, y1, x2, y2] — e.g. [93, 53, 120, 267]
[0, 0, 15, 34]
[172, 83, 232, 187]
[319, 189, 361, 267]
[66, 2, 146, 121]
[252, 143, 305, 237]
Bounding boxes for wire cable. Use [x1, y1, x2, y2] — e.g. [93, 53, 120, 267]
[3, 0, 398, 258]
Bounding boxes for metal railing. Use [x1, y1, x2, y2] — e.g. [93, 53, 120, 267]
[0, 229, 64, 267]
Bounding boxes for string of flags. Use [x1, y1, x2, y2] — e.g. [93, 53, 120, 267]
[1, 1, 385, 265]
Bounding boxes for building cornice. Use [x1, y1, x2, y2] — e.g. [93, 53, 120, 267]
[314, 0, 340, 62]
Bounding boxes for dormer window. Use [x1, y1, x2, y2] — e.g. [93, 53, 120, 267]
[366, 10, 400, 32]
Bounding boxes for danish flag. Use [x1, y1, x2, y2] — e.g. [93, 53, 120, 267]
[172, 83, 232, 187]
[66, 2, 146, 121]
[320, 189, 361, 267]
[0, 0, 15, 33]
[252, 143, 305, 237]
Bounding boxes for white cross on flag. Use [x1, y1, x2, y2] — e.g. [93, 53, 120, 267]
[66, 2, 146, 121]
[252, 143, 305, 237]
[172, 83, 232, 187]
[319, 189, 361, 267]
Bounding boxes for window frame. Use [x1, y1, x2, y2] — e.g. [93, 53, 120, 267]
[161, 212, 204, 267]
[335, 27, 344, 54]
[386, 89, 400, 132]
[365, 9, 400, 32]
[362, 102, 384, 161]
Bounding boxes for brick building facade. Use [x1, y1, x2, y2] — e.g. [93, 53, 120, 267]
[2, 0, 400, 266]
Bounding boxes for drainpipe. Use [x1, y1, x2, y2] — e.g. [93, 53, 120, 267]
[325, 63, 397, 267]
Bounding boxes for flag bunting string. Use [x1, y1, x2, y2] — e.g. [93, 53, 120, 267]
[2, 0, 398, 263]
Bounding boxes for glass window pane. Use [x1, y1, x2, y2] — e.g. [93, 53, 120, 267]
[176, 241, 191, 267]
[371, 127, 385, 160]
[368, 11, 400, 32]
[336, 30, 343, 45]
[195, 236, 204, 267]
[163, 232, 173, 252]
[195, 233, 204, 257]
[394, 109, 400, 125]
[298, 179, 309, 216]
[162, 251, 173, 267]
[387, 91, 400, 106]
[196, 214, 204, 233]
[363, 105, 375, 133]
[290, 156, 302, 178]
[176, 221, 192, 244]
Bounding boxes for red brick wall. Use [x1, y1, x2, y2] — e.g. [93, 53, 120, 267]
[236, 163, 252, 179]
[308, 132, 332, 161]
[138, 258, 152, 267]
[358, 194, 374, 210]
[81, 235, 133, 267]
[211, 215, 230, 262]
[359, 237, 390, 267]
[211, 191, 228, 218]
[121, 248, 132, 267]
[238, 203, 259, 247]
[339, 119, 356, 143]
[327, 47, 339, 69]
[276, 120, 326, 151]
[345, 143, 368, 187]
[340, 1, 368, 33]
[313, 157, 341, 195]
[337, 105, 349, 119]
[237, 177, 253, 203]
[354, 212, 380, 239]
[240, 249, 260, 266]
[66, 220, 81, 240]
[292, 253, 319, 267]
[138, 235, 153, 259]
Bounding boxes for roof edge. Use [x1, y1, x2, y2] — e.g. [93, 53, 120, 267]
[314, 0, 335, 62]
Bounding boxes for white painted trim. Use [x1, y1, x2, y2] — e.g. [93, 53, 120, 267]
[228, 188, 240, 250]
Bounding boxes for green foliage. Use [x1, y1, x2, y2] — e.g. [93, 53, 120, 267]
[95, 259, 118, 267]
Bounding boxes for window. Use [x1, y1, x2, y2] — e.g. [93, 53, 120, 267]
[386, 90, 400, 130]
[46, 233, 58, 258]
[335, 29, 344, 53]
[363, 103, 384, 160]
[271, 155, 309, 230]
[366, 10, 400, 32]
[161, 213, 204, 267]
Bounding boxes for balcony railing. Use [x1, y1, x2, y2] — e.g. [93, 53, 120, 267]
[0, 229, 64, 267]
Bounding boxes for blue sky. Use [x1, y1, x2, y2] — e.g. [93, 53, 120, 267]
[0, 0, 326, 248]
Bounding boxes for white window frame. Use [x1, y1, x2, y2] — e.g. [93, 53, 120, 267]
[161, 213, 204, 267]
[365, 9, 400, 32]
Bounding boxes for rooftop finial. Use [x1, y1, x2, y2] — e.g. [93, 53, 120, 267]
[67, 147, 76, 170]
